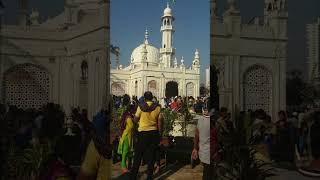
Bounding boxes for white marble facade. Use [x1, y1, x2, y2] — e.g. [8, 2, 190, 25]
[211, 0, 287, 119]
[110, 4, 201, 99]
[0, 0, 110, 119]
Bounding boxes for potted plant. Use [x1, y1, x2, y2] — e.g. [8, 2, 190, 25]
[5, 142, 53, 180]
[161, 108, 177, 147]
[177, 97, 195, 137]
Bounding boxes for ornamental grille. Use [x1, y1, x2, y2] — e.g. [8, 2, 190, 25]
[111, 82, 126, 96]
[186, 83, 194, 97]
[243, 66, 272, 114]
[3, 64, 50, 109]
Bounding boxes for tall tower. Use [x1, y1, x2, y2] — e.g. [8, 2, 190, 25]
[160, 3, 175, 68]
[192, 49, 200, 71]
[264, 0, 288, 37]
[307, 18, 320, 87]
[18, 0, 28, 26]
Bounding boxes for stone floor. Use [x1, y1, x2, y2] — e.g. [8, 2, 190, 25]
[269, 169, 318, 180]
[111, 161, 202, 180]
[111, 161, 317, 180]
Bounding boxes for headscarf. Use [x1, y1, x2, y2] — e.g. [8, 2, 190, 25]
[119, 110, 134, 137]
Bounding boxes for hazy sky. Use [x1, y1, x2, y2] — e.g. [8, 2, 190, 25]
[2, 0, 320, 79]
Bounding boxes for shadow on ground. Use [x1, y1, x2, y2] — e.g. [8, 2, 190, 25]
[111, 163, 186, 180]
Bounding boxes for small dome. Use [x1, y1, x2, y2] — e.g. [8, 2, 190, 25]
[163, 3, 172, 16]
[131, 43, 160, 64]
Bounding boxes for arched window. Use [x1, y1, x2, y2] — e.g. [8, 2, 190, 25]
[148, 80, 157, 97]
[81, 60, 88, 80]
[134, 81, 138, 95]
[268, 3, 272, 11]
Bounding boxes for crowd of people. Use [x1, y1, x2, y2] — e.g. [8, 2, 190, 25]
[1, 92, 319, 180]
[208, 106, 320, 175]
[112, 93, 210, 179]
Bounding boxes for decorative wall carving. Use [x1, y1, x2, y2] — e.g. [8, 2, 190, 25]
[3, 64, 50, 109]
[243, 65, 272, 114]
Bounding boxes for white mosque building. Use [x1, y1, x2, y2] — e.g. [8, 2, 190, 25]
[110, 4, 201, 99]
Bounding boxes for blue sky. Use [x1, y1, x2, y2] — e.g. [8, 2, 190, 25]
[110, 0, 210, 83]
[4, 0, 318, 80]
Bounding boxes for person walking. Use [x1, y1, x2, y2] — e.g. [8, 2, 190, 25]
[192, 103, 212, 180]
[118, 95, 134, 174]
[130, 91, 162, 180]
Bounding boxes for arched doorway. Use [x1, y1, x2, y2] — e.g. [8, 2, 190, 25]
[3, 64, 51, 109]
[148, 80, 157, 97]
[243, 65, 272, 114]
[165, 81, 178, 99]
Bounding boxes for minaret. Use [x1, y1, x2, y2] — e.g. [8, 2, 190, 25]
[160, 2, 175, 68]
[174, 57, 178, 68]
[192, 49, 200, 70]
[264, 0, 288, 37]
[141, 30, 148, 63]
[30, 9, 40, 25]
[223, 0, 241, 36]
[180, 56, 185, 69]
[144, 28, 149, 44]
[18, 0, 28, 26]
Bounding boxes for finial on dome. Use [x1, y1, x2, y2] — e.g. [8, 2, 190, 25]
[164, 2, 172, 16]
[144, 28, 149, 44]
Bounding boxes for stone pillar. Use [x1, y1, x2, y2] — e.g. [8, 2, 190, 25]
[143, 75, 147, 94]
[58, 58, 72, 115]
[87, 52, 95, 119]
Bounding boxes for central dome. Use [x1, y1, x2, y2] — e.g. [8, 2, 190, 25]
[130, 43, 160, 64]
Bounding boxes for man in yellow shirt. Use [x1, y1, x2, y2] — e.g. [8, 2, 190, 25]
[130, 91, 162, 180]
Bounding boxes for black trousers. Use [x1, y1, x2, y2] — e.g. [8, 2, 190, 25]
[203, 163, 214, 180]
[131, 130, 160, 180]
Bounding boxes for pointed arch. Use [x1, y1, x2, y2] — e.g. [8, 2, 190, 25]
[3, 63, 51, 109]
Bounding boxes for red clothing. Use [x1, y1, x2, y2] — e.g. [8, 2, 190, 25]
[170, 101, 177, 110]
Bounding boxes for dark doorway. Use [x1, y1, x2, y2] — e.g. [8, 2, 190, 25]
[165, 81, 178, 99]
[210, 65, 219, 110]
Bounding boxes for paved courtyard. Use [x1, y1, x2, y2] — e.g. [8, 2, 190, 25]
[269, 169, 318, 180]
[111, 161, 317, 180]
[111, 161, 202, 180]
